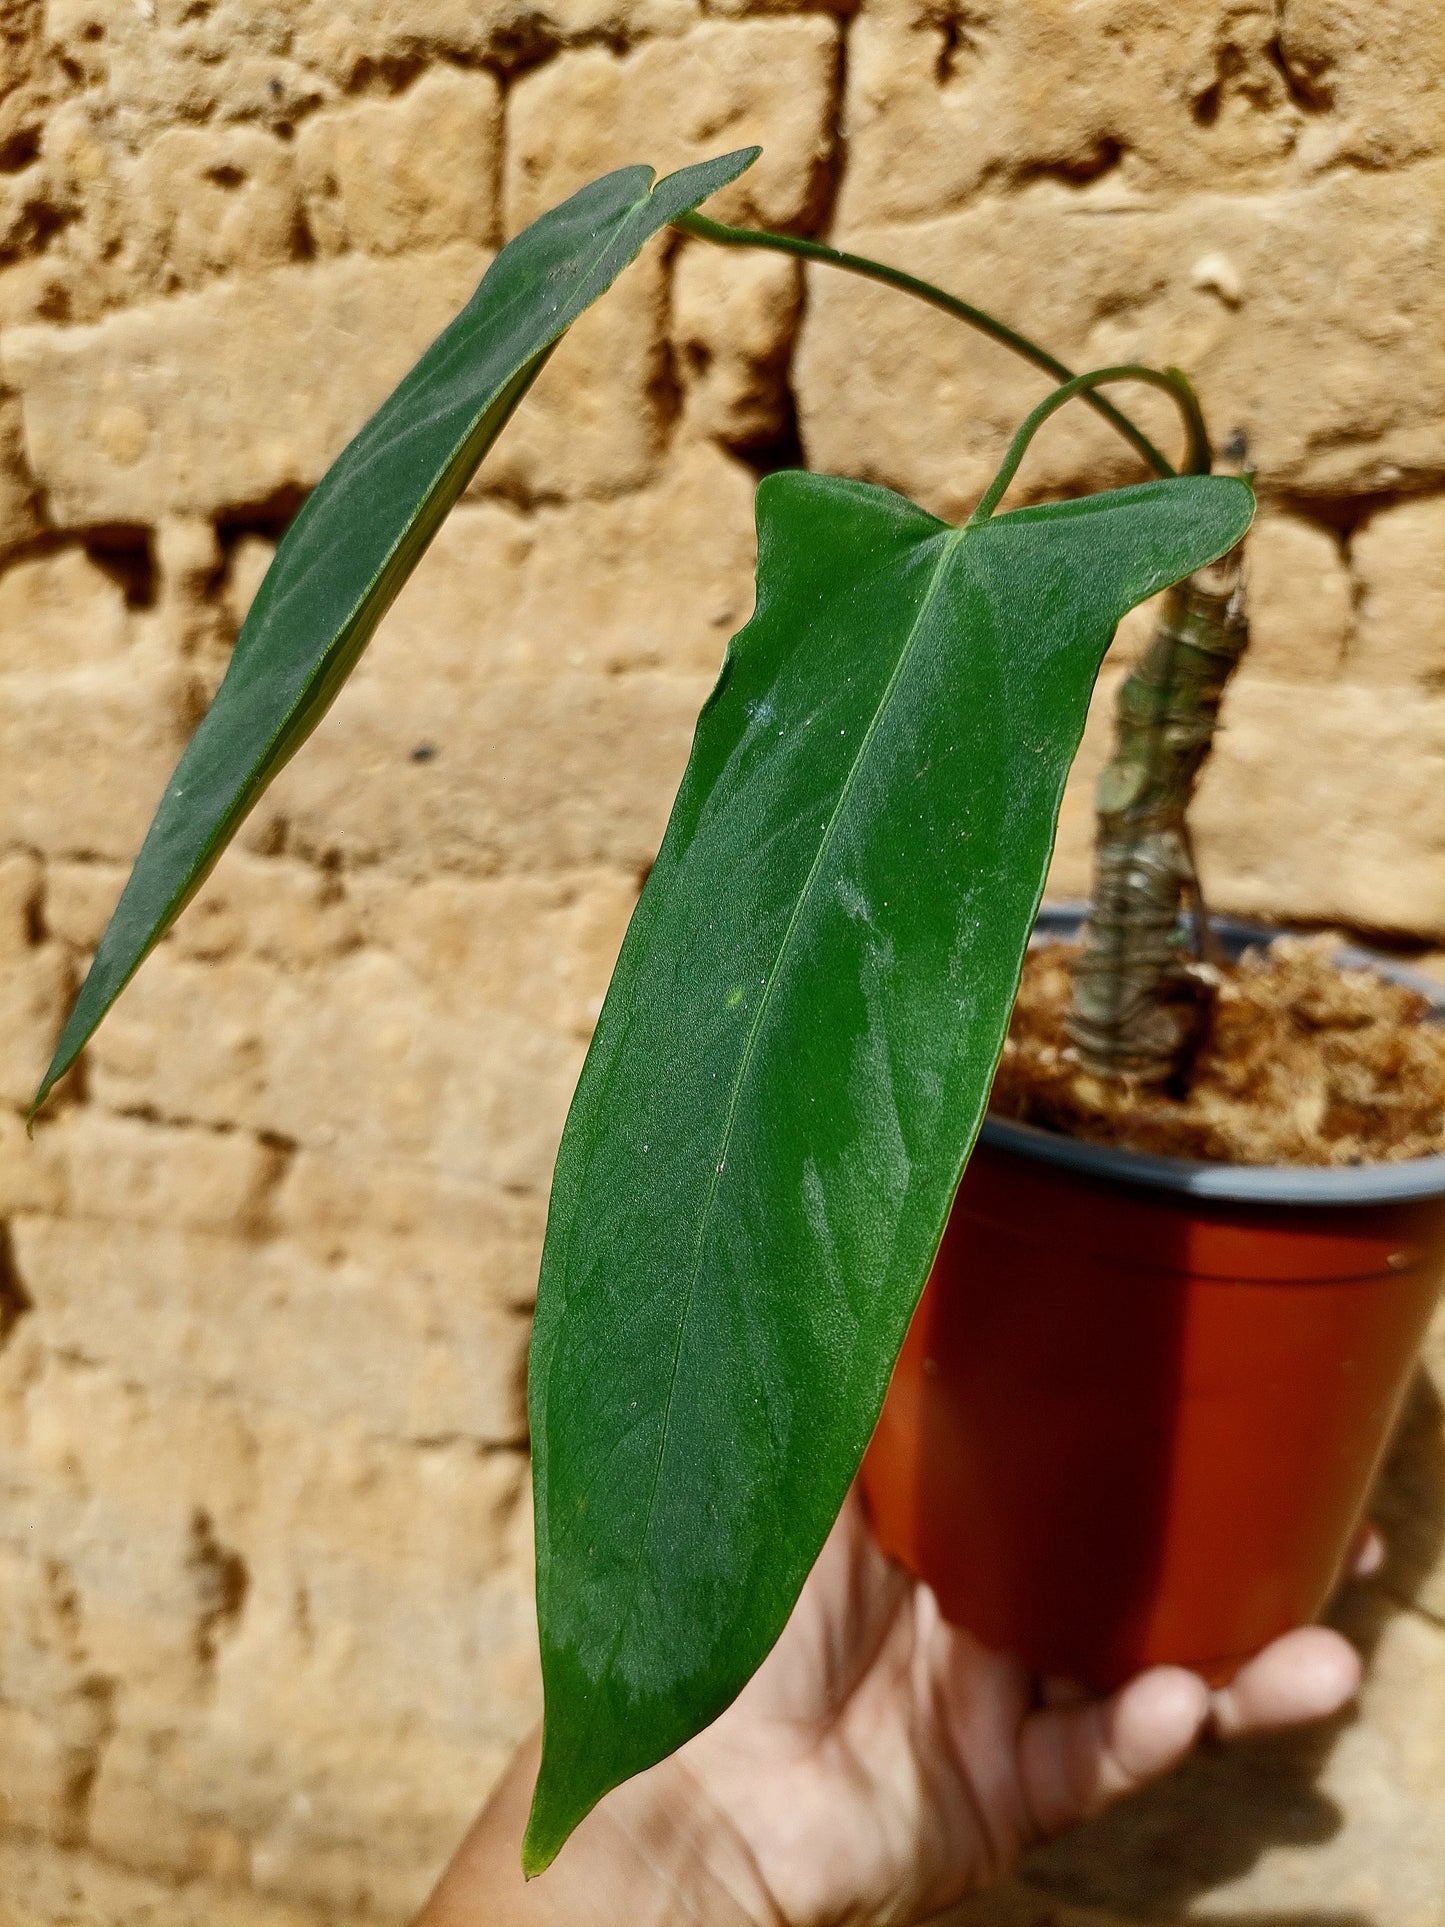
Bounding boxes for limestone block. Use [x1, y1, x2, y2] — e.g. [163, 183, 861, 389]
[212, 1425, 534, 1915]
[132, 123, 302, 292]
[37, 1110, 281, 1236]
[0, 1541, 115, 1842]
[476, 242, 669, 501]
[840, 0, 1445, 230]
[173, 850, 362, 968]
[348, 867, 639, 1041]
[42, 3, 322, 147]
[87, 944, 584, 1198]
[0, 940, 70, 1111]
[796, 162, 1445, 521]
[221, 532, 276, 636]
[0, 653, 191, 861]
[1, 247, 487, 526]
[290, 0, 700, 84]
[297, 67, 502, 257]
[388, 440, 756, 680]
[0, 1834, 352, 1926]
[0, 1106, 63, 1216]
[0, 547, 131, 674]
[1, 1355, 262, 1711]
[1351, 494, 1445, 686]
[247, 667, 715, 882]
[0, 99, 131, 330]
[1270, 0, 1445, 172]
[673, 241, 801, 453]
[1, 1358, 534, 1909]
[0, 396, 42, 552]
[1370, 1310, 1445, 1630]
[12, 1211, 531, 1447]
[0, 849, 40, 943]
[1244, 510, 1352, 681]
[1191, 679, 1445, 937]
[42, 860, 126, 954]
[504, 20, 840, 233]
[272, 1139, 545, 1259]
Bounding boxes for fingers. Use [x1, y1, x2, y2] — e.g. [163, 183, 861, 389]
[1210, 1627, 1361, 1739]
[1019, 1617, 1364, 1843]
[1019, 1666, 1209, 1839]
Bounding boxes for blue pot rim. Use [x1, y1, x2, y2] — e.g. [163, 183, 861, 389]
[980, 902, 1445, 1207]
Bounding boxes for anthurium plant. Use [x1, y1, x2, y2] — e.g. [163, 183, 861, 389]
[30, 148, 1252, 1871]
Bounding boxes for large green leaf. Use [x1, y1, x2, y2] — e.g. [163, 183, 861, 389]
[31, 147, 759, 1116]
[524, 469, 1254, 1869]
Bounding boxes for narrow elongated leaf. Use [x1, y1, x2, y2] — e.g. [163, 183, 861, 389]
[31, 147, 759, 1116]
[524, 470, 1254, 1869]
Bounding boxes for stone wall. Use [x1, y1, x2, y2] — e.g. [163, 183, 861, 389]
[0, 2, 1442, 1920]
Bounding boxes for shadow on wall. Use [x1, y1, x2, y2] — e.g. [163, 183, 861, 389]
[989, 1367, 1445, 1927]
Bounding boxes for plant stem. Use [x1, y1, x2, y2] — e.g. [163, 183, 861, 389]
[967, 366, 1211, 523]
[1065, 544, 1249, 1086]
[673, 210, 1186, 482]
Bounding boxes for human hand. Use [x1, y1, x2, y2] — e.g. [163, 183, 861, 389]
[417, 1486, 1369, 1927]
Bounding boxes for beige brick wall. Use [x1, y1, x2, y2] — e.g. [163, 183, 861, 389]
[0, 3, 1442, 1920]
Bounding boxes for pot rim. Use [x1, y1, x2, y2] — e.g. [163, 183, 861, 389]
[980, 901, 1445, 1206]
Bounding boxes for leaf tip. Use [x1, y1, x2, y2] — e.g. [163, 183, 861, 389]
[27, 1061, 63, 1134]
[519, 1786, 569, 1880]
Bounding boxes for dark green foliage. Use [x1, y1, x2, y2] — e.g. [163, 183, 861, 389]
[31, 148, 759, 1116]
[523, 470, 1253, 1867]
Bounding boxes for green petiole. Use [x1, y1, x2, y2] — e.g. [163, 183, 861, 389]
[967, 365, 1214, 524]
[672, 210, 1207, 483]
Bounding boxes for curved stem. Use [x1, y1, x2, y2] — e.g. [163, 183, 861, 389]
[673, 210, 1190, 482]
[967, 365, 1210, 526]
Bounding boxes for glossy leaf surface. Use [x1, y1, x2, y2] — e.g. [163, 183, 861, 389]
[525, 471, 1254, 1868]
[32, 147, 758, 1115]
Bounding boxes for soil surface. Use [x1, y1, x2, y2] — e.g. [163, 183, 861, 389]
[990, 936, 1445, 1166]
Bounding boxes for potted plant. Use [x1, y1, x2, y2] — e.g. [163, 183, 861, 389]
[27, 147, 1445, 1878]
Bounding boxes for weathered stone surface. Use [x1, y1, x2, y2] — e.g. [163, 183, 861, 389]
[0, 938, 71, 1112]
[1191, 678, 1445, 937]
[841, 0, 1445, 231]
[504, 21, 841, 232]
[797, 163, 1445, 518]
[0, 397, 42, 552]
[12, 1211, 532, 1446]
[1245, 509, 1353, 681]
[1, 248, 487, 525]
[244, 667, 714, 880]
[0, 1835, 348, 1927]
[290, 0, 703, 83]
[132, 123, 304, 294]
[3, 6, 1445, 1923]
[673, 240, 802, 453]
[0, 548, 130, 675]
[86, 943, 585, 1194]
[297, 68, 503, 257]
[0, 652, 191, 861]
[1352, 493, 1445, 686]
[0, 1348, 536, 1916]
[396, 439, 756, 677]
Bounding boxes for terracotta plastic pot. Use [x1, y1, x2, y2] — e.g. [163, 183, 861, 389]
[861, 907, 1445, 1690]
